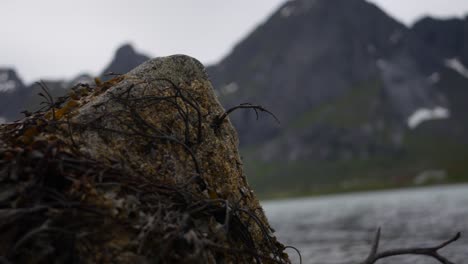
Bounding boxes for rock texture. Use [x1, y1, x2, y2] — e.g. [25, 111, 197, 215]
[0, 55, 289, 263]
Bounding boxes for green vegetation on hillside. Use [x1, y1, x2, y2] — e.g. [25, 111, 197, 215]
[242, 80, 468, 199]
[289, 79, 382, 130]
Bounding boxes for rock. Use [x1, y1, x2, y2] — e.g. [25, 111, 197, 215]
[0, 55, 289, 263]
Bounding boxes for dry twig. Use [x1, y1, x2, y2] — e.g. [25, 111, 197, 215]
[361, 228, 461, 264]
[212, 103, 280, 131]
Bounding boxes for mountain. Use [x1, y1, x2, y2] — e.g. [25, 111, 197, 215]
[209, 0, 443, 145]
[412, 16, 468, 65]
[411, 15, 468, 141]
[207, 0, 468, 196]
[0, 69, 28, 121]
[0, 44, 150, 121]
[100, 44, 150, 80]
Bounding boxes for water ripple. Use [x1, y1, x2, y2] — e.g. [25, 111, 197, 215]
[262, 185, 468, 264]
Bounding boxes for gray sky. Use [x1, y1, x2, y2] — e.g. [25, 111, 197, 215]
[1, 0, 468, 84]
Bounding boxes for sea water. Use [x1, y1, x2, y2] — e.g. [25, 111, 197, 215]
[262, 184, 468, 264]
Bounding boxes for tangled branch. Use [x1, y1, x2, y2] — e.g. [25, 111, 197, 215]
[36, 81, 56, 120]
[212, 103, 280, 131]
[361, 228, 461, 264]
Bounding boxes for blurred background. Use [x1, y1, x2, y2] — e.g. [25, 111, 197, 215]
[1, 0, 468, 263]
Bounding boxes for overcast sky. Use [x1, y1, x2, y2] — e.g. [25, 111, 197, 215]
[1, 0, 468, 83]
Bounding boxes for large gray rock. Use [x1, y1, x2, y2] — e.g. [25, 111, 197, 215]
[0, 55, 289, 264]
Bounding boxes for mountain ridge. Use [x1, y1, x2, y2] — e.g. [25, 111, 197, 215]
[206, 0, 468, 196]
[0, 43, 150, 121]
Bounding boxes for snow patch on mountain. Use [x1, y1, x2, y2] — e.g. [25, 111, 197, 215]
[0, 72, 8, 82]
[377, 57, 443, 121]
[444, 58, 468, 79]
[0, 72, 17, 92]
[220, 82, 239, 95]
[407, 107, 450, 129]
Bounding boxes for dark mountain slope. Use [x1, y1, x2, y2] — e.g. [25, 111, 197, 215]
[0, 69, 28, 121]
[208, 0, 443, 147]
[412, 16, 468, 65]
[0, 44, 150, 121]
[412, 16, 468, 137]
[207, 0, 468, 196]
[100, 44, 150, 80]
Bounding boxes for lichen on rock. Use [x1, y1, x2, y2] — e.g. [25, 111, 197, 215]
[0, 55, 290, 263]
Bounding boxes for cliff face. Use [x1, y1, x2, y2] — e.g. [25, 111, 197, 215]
[0, 44, 149, 122]
[0, 55, 289, 263]
[0, 69, 28, 121]
[208, 0, 443, 147]
[100, 44, 150, 80]
[412, 16, 468, 65]
[205, 0, 468, 195]
[411, 16, 468, 134]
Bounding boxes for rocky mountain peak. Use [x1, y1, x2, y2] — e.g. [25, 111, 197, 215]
[412, 16, 468, 65]
[0, 68, 25, 93]
[101, 43, 150, 79]
[0, 44, 151, 122]
[206, 0, 468, 196]
[115, 43, 137, 57]
[0, 68, 27, 122]
[208, 0, 443, 147]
